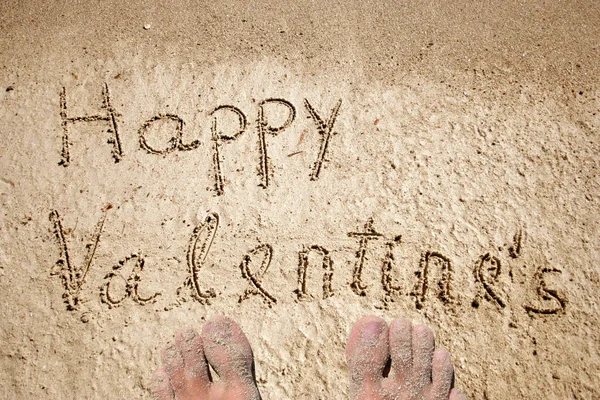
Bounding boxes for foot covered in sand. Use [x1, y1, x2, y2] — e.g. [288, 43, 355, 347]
[151, 316, 261, 400]
[152, 315, 465, 400]
[346, 316, 465, 400]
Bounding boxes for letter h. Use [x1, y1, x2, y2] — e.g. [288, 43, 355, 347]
[59, 83, 122, 166]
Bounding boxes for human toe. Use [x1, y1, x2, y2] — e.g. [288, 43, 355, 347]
[161, 344, 189, 394]
[151, 369, 174, 400]
[173, 328, 211, 395]
[388, 318, 414, 384]
[431, 349, 454, 399]
[346, 315, 390, 390]
[411, 324, 435, 387]
[201, 316, 259, 396]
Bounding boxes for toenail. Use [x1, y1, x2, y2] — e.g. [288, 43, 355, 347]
[182, 329, 197, 341]
[206, 323, 234, 343]
[360, 322, 385, 346]
[154, 373, 169, 385]
[165, 346, 178, 360]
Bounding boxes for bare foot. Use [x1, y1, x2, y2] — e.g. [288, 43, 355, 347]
[151, 316, 261, 400]
[346, 316, 466, 400]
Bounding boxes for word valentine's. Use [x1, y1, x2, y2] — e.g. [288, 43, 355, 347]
[49, 209, 567, 317]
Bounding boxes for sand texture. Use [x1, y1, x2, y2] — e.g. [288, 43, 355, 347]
[1, 0, 599, 398]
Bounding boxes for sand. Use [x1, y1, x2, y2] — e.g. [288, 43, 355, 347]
[0, 0, 599, 398]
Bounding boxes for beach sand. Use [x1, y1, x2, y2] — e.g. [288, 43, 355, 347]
[1, 0, 599, 398]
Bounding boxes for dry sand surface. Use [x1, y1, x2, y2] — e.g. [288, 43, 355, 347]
[1, 0, 599, 398]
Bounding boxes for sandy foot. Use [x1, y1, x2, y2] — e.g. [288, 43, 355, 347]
[346, 316, 466, 400]
[152, 316, 465, 400]
[151, 316, 261, 400]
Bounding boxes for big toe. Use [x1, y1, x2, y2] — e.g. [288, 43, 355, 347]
[346, 316, 390, 395]
[158, 328, 212, 399]
[175, 328, 211, 396]
[202, 316, 260, 397]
